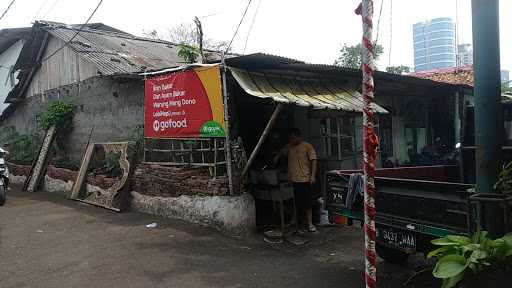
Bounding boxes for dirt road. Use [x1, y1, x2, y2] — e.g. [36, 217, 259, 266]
[0, 187, 417, 288]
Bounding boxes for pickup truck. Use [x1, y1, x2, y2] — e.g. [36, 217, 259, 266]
[326, 165, 473, 264]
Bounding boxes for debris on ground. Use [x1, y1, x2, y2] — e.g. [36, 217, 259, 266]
[286, 234, 309, 246]
[145, 222, 158, 228]
[263, 230, 284, 244]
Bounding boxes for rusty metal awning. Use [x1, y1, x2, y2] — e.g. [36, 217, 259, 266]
[228, 67, 387, 113]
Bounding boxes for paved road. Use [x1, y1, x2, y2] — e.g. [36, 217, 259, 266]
[0, 186, 423, 287]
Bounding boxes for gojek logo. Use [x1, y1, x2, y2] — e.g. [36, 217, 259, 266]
[153, 119, 188, 132]
[200, 120, 225, 137]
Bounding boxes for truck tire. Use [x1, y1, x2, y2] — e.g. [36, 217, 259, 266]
[0, 184, 5, 206]
[376, 243, 409, 264]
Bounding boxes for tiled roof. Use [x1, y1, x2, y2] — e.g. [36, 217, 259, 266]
[408, 66, 474, 87]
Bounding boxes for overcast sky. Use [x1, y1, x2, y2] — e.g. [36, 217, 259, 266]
[1, 0, 511, 71]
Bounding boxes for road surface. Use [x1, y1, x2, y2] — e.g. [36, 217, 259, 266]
[0, 186, 418, 287]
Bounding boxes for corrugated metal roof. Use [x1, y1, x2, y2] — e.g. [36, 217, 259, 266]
[225, 53, 305, 69]
[229, 67, 387, 113]
[226, 53, 464, 90]
[43, 25, 185, 75]
[0, 27, 30, 54]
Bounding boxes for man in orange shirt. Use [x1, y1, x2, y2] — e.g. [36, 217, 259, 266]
[274, 128, 318, 232]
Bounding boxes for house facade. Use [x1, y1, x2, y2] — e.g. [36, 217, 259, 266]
[0, 21, 466, 233]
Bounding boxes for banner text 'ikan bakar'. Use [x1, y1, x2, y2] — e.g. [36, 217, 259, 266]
[144, 66, 225, 138]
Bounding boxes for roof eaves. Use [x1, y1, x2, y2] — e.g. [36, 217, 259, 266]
[5, 27, 49, 103]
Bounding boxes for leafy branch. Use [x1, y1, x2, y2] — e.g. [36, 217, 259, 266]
[38, 101, 74, 130]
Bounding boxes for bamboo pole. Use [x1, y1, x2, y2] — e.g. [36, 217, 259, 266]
[221, 56, 235, 195]
[241, 104, 283, 178]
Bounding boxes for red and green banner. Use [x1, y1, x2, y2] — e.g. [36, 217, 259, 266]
[144, 66, 226, 138]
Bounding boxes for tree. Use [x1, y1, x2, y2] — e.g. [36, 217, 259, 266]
[385, 65, 411, 75]
[177, 42, 200, 64]
[502, 81, 512, 93]
[334, 43, 384, 69]
[142, 23, 230, 52]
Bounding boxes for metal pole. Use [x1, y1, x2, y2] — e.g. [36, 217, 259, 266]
[357, 1, 378, 287]
[471, 0, 503, 237]
[241, 104, 283, 178]
[221, 55, 234, 195]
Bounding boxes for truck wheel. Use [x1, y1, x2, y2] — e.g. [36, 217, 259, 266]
[0, 184, 5, 206]
[376, 243, 409, 264]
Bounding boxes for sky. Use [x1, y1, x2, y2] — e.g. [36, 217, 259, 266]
[1, 0, 511, 71]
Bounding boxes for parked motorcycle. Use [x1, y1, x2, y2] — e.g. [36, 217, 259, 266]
[0, 148, 10, 206]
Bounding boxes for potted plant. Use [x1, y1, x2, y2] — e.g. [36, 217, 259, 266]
[427, 231, 512, 287]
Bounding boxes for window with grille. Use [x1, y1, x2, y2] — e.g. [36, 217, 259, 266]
[317, 116, 355, 160]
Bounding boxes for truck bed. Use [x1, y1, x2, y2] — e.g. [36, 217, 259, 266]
[326, 166, 473, 236]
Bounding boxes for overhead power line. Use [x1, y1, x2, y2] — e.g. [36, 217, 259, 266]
[0, 0, 16, 22]
[375, 0, 384, 45]
[33, 0, 51, 20]
[41, 0, 60, 19]
[1, 0, 104, 73]
[243, 0, 262, 54]
[225, 0, 253, 54]
[388, 0, 393, 66]
[198, 11, 223, 19]
[40, 0, 103, 64]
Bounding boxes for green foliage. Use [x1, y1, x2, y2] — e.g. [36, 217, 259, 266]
[0, 126, 40, 164]
[334, 43, 384, 69]
[385, 65, 411, 75]
[502, 81, 512, 93]
[9, 134, 40, 164]
[0, 126, 18, 147]
[177, 42, 200, 63]
[128, 124, 144, 146]
[104, 151, 121, 176]
[428, 231, 512, 288]
[494, 161, 512, 194]
[38, 101, 74, 130]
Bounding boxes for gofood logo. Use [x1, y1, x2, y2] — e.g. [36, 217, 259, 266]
[153, 118, 188, 132]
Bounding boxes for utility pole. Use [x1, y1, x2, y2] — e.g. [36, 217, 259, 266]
[471, 0, 503, 237]
[194, 16, 205, 63]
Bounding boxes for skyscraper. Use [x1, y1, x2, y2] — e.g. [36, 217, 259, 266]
[413, 17, 457, 72]
[502, 70, 510, 85]
[457, 44, 473, 67]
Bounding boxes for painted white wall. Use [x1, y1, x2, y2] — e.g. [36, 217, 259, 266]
[0, 40, 24, 114]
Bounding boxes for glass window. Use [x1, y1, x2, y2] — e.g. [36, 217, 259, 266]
[431, 61, 456, 69]
[429, 46, 455, 55]
[414, 43, 427, 50]
[430, 54, 456, 62]
[414, 64, 428, 72]
[415, 49, 427, 58]
[430, 38, 454, 47]
[316, 116, 356, 160]
[429, 30, 455, 39]
[427, 22, 454, 32]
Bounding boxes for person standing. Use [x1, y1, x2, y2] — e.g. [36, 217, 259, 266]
[274, 128, 318, 232]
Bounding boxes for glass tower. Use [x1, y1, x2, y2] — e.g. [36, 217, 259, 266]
[413, 17, 456, 72]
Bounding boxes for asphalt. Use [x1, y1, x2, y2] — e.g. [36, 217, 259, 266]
[0, 186, 421, 288]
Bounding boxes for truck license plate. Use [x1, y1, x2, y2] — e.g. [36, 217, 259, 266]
[377, 227, 416, 250]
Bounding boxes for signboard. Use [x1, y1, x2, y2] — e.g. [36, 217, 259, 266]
[144, 66, 225, 138]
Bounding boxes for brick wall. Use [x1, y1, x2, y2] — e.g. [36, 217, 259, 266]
[9, 163, 115, 190]
[131, 164, 229, 197]
[8, 162, 229, 197]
